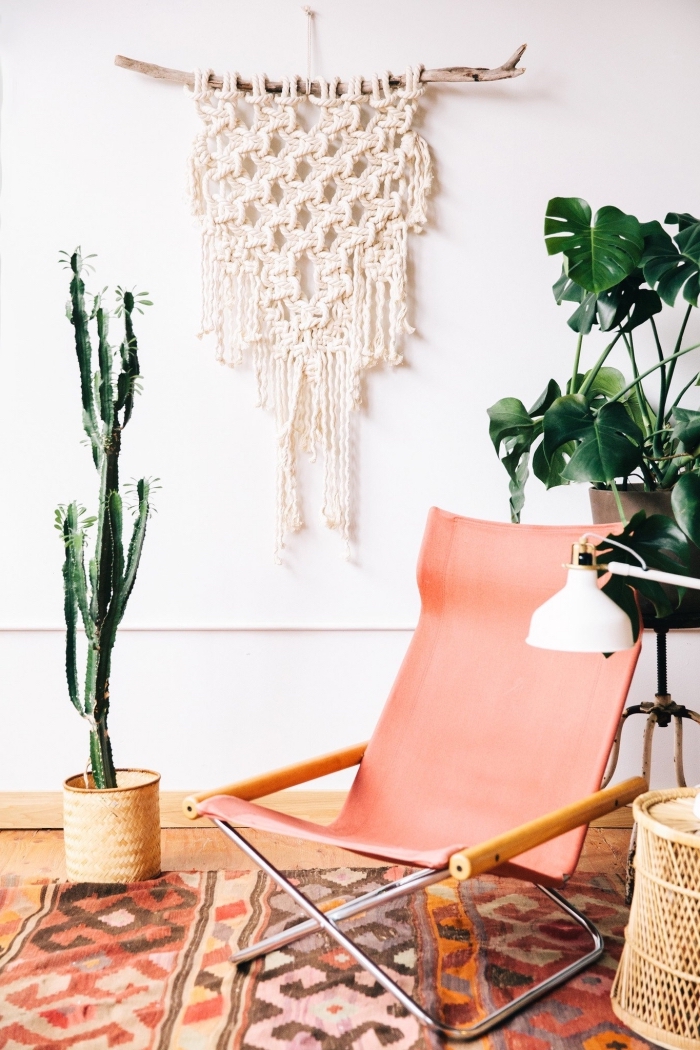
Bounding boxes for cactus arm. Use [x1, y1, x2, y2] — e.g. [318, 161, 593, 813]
[90, 491, 123, 790]
[109, 489, 125, 605]
[67, 518, 95, 642]
[68, 252, 101, 466]
[119, 478, 150, 619]
[91, 457, 110, 624]
[89, 449, 109, 624]
[93, 433, 122, 625]
[88, 554, 98, 614]
[96, 306, 114, 431]
[83, 641, 99, 717]
[61, 508, 83, 717]
[61, 501, 100, 720]
[89, 312, 119, 628]
[116, 294, 140, 427]
[93, 490, 124, 727]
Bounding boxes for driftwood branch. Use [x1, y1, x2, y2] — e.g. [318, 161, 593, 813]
[114, 46, 526, 95]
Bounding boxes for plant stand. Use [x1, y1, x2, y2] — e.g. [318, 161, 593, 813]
[601, 627, 700, 902]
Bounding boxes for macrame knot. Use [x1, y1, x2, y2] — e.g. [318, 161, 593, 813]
[189, 67, 432, 557]
[190, 68, 213, 101]
[344, 75, 363, 101]
[402, 65, 424, 98]
[250, 73, 269, 104]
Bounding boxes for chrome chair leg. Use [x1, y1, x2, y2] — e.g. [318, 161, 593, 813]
[232, 864, 447, 963]
[215, 819, 605, 1041]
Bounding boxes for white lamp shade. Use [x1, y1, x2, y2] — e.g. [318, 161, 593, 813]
[527, 568, 635, 653]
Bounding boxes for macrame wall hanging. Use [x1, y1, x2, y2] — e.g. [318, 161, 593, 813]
[188, 66, 431, 556]
[117, 34, 526, 558]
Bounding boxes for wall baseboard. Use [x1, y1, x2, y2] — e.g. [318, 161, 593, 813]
[0, 790, 348, 829]
[0, 791, 633, 830]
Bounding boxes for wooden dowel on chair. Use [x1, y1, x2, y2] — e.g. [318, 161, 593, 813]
[449, 776, 648, 881]
[182, 741, 368, 819]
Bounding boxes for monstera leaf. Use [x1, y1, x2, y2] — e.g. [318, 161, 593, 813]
[487, 397, 541, 522]
[596, 511, 691, 636]
[552, 266, 661, 335]
[641, 216, 700, 307]
[672, 472, 700, 548]
[523, 380, 559, 418]
[671, 408, 700, 455]
[487, 381, 562, 521]
[579, 366, 645, 431]
[584, 366, 627, 401]
[599, 271, 662, 333]
[545, 198, 644, 295]
[543, 395, 644, 483]
[532, 438, 574, 489]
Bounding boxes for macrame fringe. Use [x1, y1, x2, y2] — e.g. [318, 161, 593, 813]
[188, 67, 432, 558]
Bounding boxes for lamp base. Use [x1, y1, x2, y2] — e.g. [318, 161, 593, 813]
[600, 628, 700, 904]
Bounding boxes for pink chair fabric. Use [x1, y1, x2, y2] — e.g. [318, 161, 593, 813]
[201, 509, 640, 884]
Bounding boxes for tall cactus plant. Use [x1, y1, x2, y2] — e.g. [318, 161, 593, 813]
[56, 248, 154, 789]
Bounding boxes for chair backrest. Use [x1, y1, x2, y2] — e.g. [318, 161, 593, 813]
[342, 508, 640, 883]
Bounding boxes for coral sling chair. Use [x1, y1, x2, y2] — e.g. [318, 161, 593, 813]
[184, 509, 645, 1041]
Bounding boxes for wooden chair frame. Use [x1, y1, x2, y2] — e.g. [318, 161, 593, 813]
[183, 747, 645, 1041]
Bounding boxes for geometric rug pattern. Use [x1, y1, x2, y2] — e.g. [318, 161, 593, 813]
[0, 867, 655, 1049]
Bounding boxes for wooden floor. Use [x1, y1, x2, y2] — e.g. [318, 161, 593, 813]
[0, 827, 632, 887]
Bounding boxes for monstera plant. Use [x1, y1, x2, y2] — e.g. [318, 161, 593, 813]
[488, 197, 700, 632]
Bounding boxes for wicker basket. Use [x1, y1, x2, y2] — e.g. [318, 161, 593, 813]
[611, 788, 700, 1050]
[63, 768, 161, 883]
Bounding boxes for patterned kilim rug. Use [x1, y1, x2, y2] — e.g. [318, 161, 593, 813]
[0, 866, 654, 1050]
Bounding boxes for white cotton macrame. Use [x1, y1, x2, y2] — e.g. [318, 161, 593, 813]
[188, 68, 432, 557]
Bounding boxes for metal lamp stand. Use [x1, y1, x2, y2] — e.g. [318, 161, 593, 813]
[601, 627, 700, 902]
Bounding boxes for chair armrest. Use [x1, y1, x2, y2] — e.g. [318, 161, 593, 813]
[182, 742, 368, 819]
[448, 775, 647, 881]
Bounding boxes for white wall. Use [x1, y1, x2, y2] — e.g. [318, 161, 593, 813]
[1, 0, 700, 791]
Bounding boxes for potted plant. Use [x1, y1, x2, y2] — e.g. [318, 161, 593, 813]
[57, 248, 160, 882]
[488, 198, 700, 629]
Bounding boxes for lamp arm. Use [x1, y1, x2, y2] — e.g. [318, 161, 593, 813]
[607, 560, 700, 590]
[582, 533, 647, 570]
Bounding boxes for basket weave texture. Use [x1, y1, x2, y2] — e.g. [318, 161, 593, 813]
[611, 788, 700, 1050]
[63, 768, 161, 883]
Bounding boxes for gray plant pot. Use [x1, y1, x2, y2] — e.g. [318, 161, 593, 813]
[589, 485, 700, 628]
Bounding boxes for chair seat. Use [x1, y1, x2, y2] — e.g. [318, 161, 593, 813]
[198, 793, 464, 868]
[198, 793, 565, 883]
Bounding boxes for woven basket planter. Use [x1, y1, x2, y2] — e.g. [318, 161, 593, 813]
[611, 788, 700, 1050]
[63, 768, 161, 883]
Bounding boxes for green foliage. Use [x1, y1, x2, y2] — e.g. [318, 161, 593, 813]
[544, 398, 644, 483]
[488, 197, 700, 630]
[671, 408, 700, 454]
[641, 215, 700, 307]
[488, 381, 560, 522]
[672, 472, 700, 547]
[596, 513, 690, 637]
[58, 248, 155, 789]
[553, 268, 662, 335]
[544, 198, 644, 294]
